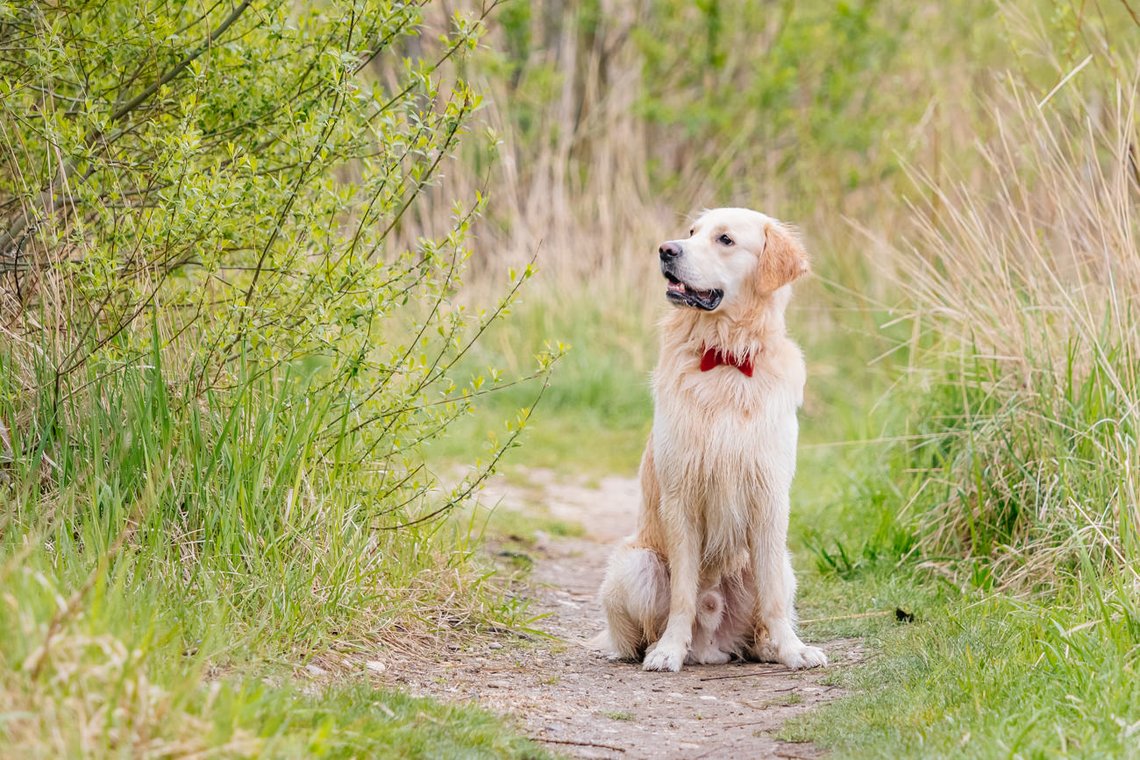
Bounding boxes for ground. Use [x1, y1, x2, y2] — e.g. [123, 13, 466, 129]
[380, 469, 862, 759]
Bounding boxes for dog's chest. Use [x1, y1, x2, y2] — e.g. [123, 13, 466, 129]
[653, 367, 799, 484]
[651, 373, 799, 563]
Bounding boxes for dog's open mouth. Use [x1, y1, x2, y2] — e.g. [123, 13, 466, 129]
[664, 272, 723, 311]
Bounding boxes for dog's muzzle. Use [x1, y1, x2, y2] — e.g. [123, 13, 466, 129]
[658, 244, 723, 311]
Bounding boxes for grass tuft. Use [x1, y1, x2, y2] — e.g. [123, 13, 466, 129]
[864, 67, 1140, 590]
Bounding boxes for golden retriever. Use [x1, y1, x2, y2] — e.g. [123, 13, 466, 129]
[595, 207, 826, 672]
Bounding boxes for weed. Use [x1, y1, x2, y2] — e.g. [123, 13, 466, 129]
[603, 710, 635, 721]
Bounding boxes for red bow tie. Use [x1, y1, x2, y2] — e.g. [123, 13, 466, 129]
[700, 347, 754, 377]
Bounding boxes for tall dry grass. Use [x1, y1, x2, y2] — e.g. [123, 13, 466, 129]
[881, 51, 1140, 588]
[410, 0, 1006, 306]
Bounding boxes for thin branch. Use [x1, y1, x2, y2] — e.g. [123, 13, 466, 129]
[698, 667, 798, 682]
[109, 0, 253, 122]
[532, 737, 626, 753]
[380, 379, 548, 531]
[0, 0, 253, 253]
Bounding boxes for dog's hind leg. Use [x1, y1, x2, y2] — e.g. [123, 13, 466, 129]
[598, 542, 669, 660]
[596, 438, 673, 661]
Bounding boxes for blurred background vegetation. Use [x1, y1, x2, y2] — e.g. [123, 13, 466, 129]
[2, 0, 1139, 756]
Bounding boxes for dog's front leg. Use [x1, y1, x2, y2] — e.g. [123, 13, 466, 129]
[642, 507, 699, 672]
[749, 497, 828, 670]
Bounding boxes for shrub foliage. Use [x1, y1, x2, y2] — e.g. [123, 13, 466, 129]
[0, 0, 544, 682]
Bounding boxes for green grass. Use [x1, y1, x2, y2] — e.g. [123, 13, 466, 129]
[787, 578, 1140, 758]
[0, 337, 542, 756]
[775, 46, 1140, 756]
[2, 615, 546, 758]
[425, 288, 657, 475]
[250, 685, 544, 758]
[792, 366, 1140, 757]
[792, 359, 1140, 757]
[1, 549, 546, 758]
[782, 371, 1140, 758]
[472, 500, 586, 544]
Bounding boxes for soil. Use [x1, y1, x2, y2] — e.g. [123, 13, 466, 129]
[381, 469, 861, 759]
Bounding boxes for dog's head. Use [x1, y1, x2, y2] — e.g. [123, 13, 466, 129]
[658, 208, 809, 314]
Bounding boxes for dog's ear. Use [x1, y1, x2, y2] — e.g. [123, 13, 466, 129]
[759, 223, 810, 292]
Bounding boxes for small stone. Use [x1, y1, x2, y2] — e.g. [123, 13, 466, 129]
[534, 530, 551, 551]
[304, 664, 328, 677]
[365, 660, 386, 674]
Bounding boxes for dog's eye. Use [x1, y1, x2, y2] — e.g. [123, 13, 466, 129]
[717, 234, 734, 246]
[689, 228, 694, 236]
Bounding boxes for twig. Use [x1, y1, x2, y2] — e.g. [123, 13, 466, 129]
[0, 0, 254, 253]
[110, 0, 253, 121]
[1119, 0, 1140, 27]
[380, 377, 549, 531]
[699, 668, 796, 682]
[532, 737, 626, 753]
[1037, 54, 1092, 110]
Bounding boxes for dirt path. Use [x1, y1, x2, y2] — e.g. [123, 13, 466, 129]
[383, 469, 859, 759]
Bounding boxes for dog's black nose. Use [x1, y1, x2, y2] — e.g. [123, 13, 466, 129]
[659, 241, 682, 260]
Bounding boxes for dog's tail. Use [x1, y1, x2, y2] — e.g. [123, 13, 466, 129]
[584, 628, 612, 651]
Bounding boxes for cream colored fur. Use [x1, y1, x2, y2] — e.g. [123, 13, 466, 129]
[595, 207, 826, 673]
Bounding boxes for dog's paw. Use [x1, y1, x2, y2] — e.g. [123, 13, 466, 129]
[643, 642, 686, 672]
[749, 640, 778, 663]
[778, 643, 828, 670]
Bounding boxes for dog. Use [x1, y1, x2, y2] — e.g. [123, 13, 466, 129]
[594, 207, 826, 672]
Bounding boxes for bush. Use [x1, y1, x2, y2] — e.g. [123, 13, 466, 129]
[0, 1, 547, 752]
